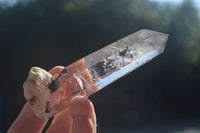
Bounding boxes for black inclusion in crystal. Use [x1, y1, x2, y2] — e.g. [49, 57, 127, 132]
[60, 68, 67, 74]
[119, 47, 128, 56]
[48, 80, 60, 93]
[91, 58, 117, 77]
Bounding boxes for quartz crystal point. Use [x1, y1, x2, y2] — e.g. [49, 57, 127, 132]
[23, 29, 168, 118]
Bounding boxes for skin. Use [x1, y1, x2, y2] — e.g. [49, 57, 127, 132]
[8, 60, 97, 133]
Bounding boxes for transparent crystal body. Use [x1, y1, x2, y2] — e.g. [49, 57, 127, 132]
[24, 29, 168, 118]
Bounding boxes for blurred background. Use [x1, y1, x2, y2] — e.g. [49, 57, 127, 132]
[0, 0, 200, 132]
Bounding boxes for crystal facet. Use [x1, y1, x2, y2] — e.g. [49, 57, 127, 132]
[23, 29, 168, 118]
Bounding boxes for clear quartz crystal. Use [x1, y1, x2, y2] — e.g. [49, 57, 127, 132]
[23, 29, 168, 118]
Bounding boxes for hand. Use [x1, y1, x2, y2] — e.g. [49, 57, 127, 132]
[8, 65, 97, 133]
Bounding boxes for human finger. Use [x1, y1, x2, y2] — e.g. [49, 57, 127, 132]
[70, 96, 96, 133]
[49, 66, 64, 75]
[45, 66, 74, 133]
[46, 62, 87, 133]
[7, 103, 48, 133]
[46, 108, 72, 133]
[50, 69, 98, 114]
[59, 59, 85, 83]
[66, 58, 85, 74]
[65, 69, 100, 97]
[63, 69, 92, 97]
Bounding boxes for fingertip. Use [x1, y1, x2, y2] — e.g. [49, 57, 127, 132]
[49, 66, 64, 75]
[70, 96, 96, 133]
[70, 96, 94, 118]
[67, 59, 85, 73]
